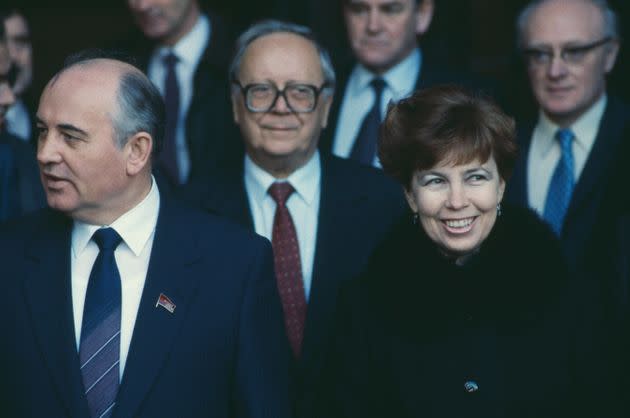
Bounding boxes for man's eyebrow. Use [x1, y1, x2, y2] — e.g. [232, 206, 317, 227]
[57, 123, 89, 137]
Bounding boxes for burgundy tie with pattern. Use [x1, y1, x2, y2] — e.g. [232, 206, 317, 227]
[268, 182, 307, 358]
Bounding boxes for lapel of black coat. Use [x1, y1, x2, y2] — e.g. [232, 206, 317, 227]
[564, 97, 628, 226]
[22, 210, 91, 417]
[113, 198, 204, 418]
[505, 121, 536, 208]
[300, 156, 368, 370]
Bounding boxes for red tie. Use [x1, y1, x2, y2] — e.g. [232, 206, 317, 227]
[268, 182, 307, 358]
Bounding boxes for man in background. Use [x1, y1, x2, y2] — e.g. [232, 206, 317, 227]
[125, 0, 239, 187]
[2, 6, 34, 141]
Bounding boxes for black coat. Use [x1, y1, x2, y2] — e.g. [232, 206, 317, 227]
[320, 205, 601, 418]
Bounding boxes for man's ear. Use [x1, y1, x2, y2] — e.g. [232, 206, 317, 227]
[125, 132, 152, 176]
[415, 0, 435, 36]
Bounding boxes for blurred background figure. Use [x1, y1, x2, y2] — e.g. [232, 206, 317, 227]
[124, 0, 240, 188]
[185, 20, 406, 418]
[320, 0, 495, 167]
[0, 13, 44, 223]
[318, 85, 601, 418]
[505, 0, 629, 309]
[2, 6, 34, 142]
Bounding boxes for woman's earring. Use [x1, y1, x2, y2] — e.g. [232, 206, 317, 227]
[497, 203, 502, 217]
[412, 212, 419, 225]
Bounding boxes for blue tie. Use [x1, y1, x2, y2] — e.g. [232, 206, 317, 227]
[543, 129, 575, 236]
[349, 78, 386, 165]
[79, 228, 123, 418]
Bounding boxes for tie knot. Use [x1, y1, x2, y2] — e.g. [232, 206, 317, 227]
[268, 182, 295, 205]
[92, 228, 122, 252]
[370, 77, 386, 95]
[555, 129, 574, 151]
[163, 52, 179, 68]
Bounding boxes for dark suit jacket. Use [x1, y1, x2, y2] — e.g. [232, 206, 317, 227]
[185, 154, 407, 417]
[0, 131, 45, 222]
[505, 96, 630, 276]
[319, 56, 496, 155]
[122, 11, 241, 188]
[0, 199, 291, 418]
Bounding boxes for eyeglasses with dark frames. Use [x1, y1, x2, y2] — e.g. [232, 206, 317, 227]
[232, 81, 331, 113]
[522, 36, 612, 67]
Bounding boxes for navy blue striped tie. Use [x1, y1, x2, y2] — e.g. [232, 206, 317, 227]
[79, 228, 122, 418]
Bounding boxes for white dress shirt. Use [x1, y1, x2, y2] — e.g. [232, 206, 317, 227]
[5, 99, 31, 141]
[244, 152, 321, 301]
[71, 178, 160, 380]
[527, 95, 606, 215]
[147, 14, 211, 183]
[332, 48, 421, 167]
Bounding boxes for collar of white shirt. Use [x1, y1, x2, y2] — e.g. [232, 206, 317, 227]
[536, 94, 607, 158]
[154, 13, 210, 70]
[350, 47, 422, 100]
[244, 150, 321, 207]
[72, 177, 161, 258]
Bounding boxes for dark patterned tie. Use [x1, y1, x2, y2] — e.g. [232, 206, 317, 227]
[79, 228, 123, 418]
[268, 182, 307, 358]
[543, 129, 575, 236]
[159, 52, 181, 185]
[349, 77, 387, 165]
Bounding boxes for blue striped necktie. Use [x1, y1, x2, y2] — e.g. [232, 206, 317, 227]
[79, 228, 123, 418]
[543, 128, 575, 236]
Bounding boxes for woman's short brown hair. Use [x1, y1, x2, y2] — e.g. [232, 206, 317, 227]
[378, 85, 518, 188]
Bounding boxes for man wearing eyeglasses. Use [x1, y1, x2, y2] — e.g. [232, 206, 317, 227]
[185, 19, 406, 418]
[506, 0, 628, 275]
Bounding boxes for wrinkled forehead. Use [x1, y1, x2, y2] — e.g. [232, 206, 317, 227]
[240, 33, 324, 82]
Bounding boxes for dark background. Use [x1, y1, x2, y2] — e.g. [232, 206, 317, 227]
[12, 0, 630, 115]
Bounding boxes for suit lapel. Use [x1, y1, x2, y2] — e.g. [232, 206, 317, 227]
[301, 157, 366, 370]
[566, 98, 627, 223]
[113, 200, 203, 417]
[22, 211, 90, 417]
[506, 124, 535, 208]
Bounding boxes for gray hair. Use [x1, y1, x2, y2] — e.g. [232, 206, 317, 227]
[228, 19, 336, 95]
[516, 0, 620, 48]
[60, 49, 165, 156]
[111, 71, 165, 156]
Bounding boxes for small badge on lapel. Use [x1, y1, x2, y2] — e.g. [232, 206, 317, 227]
[156, 293, 176, 313]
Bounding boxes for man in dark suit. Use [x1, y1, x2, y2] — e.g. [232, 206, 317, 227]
[185, 20, 407, 417]
[0, 15, 43, 221]
[125, 0, 240, 187]
[0, 52, 290, 418]
[505, 0, 627, 276]
[321, 0, 492, 168]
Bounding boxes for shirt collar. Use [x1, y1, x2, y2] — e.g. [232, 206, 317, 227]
[72, 177, 161, 258]
[244, 150, 321, 206]
[536, 94, 607, 156]
[156, 13, 210, 67]
[350, 48, 421, 100]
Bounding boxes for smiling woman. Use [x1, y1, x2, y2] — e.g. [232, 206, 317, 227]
[316, 85, 598, 418]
